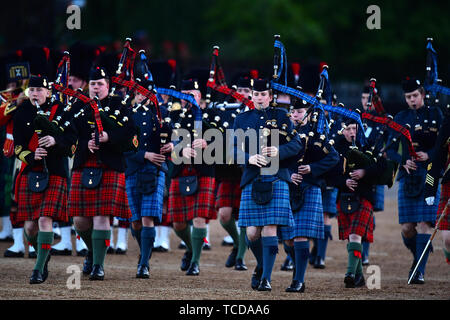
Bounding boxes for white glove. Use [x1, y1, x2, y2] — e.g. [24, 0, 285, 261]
[425, 197, 435, 206]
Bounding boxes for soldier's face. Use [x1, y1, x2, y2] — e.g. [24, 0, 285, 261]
[361, 93, 370, 110]
[290, 108, 307, 125]
[252, 90, 272, 109]
[89, 79, 109, 100]
[343, 124, 357, 143]
[404, 89, 424, 110]
[134, 92, 146, 104]
[236, 87, 251, 100]
[68, 76, 86, 91]
[28, 87, 49, 105]
[181, 90, 201, 108]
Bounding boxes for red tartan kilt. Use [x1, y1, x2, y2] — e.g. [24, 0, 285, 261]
[215, 179, 242, 213]
[167, 176, 216, 223]
[337, 198, 374, 242]
[16, 174, 68, 223]
[68, 169, 131, 220]
[158, 197, 172, 226]
[437, 182, 450, 230]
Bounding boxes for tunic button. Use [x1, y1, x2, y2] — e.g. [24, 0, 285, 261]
[143, 133, 147, 136]
[143, 122, 147, 125]
[143, 113, 146, 116]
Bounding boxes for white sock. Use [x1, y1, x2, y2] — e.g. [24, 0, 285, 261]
[52, 226, 72, 249]
[110, 226, 115, 248]
[159, 226, 171, 249]
[116, 227, 128, 250]
[154, 226, 162, 247]
[76, 237, 88, 251]
[7, 228, 25, 252]
[0, 216, 13, 237]
[29, 245, 35, 253]
[206, 224, 210, 242]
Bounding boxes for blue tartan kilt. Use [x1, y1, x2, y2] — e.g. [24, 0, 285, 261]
[373, 185, 385, 212]
[125, 170, 166, 223]
[238, 176, 294, 228]
[322, 187, 338, 217]
[279, 185, 325, 240]
[398, 177, 440, 225]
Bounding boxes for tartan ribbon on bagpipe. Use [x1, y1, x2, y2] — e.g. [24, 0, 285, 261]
[111, 76, 162, 127]
[361, 112, 417, 158]
[205, 46, 255, 109]
[368, 80, 385, 115]
[425, 40, 450, 96]
[52, 83, 103, 133]
[274, 39, 288, 85]
[155, 87, 202, 122]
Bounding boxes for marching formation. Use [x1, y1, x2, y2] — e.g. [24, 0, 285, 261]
[0, 36, 448, 293]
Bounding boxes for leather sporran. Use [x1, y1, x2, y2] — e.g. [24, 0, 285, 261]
[404, 172, 425, 198]
[81, 167, 103, 189]
[289, 184, 308, 212]
[179, 176, 198, 196]
[251, 178, 276, 205]
[339, 192, 360, 214]
[28, 171, 49, 193]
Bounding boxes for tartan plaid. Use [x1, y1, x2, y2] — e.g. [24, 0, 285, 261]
[398, 177, 440, 225]
[125, 171, 165, 223]
[322, 187, 338, 216]
[167, 176, 216, 223]
[16, 174, 68, 223]
[437, 182, 450, 230]
[279, 185, 325, 240]
[238, 176, 294, 228]
[337, 198, 374, 242]
[68, 169, 131, 220]
[373, 185, 385, 212]
[215, 178, 242, 212]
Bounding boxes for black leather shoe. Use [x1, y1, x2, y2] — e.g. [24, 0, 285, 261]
[153, 246, 168, 252]
[355, 273, 365, 287]
[251, 267, 263, 290]
[28, 251, 37, 259]
[281, 257, 294, 271]
[234, 258, 248, 271]
[203, 243, 211, 251]
[82, 251, 93, 275]
[225, 247, 238, 268]
[344, 273, 356, 288]
[257, 278, 272, 291]
[89, 264, 105, 280]
[77, 249, 88, 257]
[29, 270, 44, 284]
[4, 249, 24, 258]
[42, 255, 51, 282]
[186, 262, 200, 276]
[180, 251, 192, 271]
[285, 280, 305, 292]
[410, 271, 425, 284]
[51, 248, 72, 256]
[136, 265, 150, 279]
[115, 248, 127, 255]
[178, 242, 187, 250]
[314, 256, 326, 269]
[0, 236, 13, 242]
[221, 239, 234, 247]
[107, 247, 115, 254]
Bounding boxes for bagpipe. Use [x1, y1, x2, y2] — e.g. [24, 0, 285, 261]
[424, 38, 450, 105]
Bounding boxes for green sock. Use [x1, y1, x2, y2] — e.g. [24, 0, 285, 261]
[76, 228, 93, 252]
[24, 232, 38, 251]
[35, 231, 53, 273]
[220, 217, 239, 249]
[347, 242, 362, 275]
[92, 229, 111, 267]
[174, 225, 193, 252]
[237, 227, 247, 260]
[356, 256, 363, 275]
[191, 227, 207, 265]
[444, 249, 450, 261]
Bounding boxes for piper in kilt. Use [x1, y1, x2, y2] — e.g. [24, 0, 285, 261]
[64, 66, 136, 281]
[124, 77, 174, 279]
[279, 99, 339, 293]
[13, 75, 73, 284]
[233, 78, 302, 291]
[424, 110, 450, 264]
[329, 118, 385, 288]
[167, 78, 217, 276]
[386, 77, 443, 284]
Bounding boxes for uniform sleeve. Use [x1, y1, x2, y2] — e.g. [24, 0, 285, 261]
[278, 117, 302, 161]
[309, 146, 340, 178]
[12, 106, 35, 166]
[386, 113, 406, 165]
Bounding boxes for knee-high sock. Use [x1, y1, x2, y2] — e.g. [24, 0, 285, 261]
[362, 241, 370, 261]
[35, 231, 53, 273]
[131, 227, 142, 250]
[402, 233, 417, 260]
[139, 227, 155, 267]
[92, 229, 111, 267]
[174, 225, 192, 252]
[346, 242, 362, 275]
[309, 238, 318, 263]
[444, 249, 450, 264]
[246, 236, 263, 269]
[191, 227, 207, 264]
[317, 225, 332, 259]
[294, 241, 309, 283]
[220, 217, 239, 249]
[76, 228, 93, 252]
[261, 236, 279, 282]
[237, 227, 247, 260]
[283, 242, 295, 264]
[415, 234, 431, 275]
[24, 232, 38, 252]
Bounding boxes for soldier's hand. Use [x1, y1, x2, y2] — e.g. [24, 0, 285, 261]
[145, 152, 166, 166]
[192, 139, 207, 149]
[160, 143, 174, 154]
[298, 165, 311, 175]
[415, 152, 429, 162]
[38, 135, 56, 148]
[291, 173, 303, 185]
[182, 147, 197, 159]
[34, 147, 47, 160]
[88, 139, 99, 153]
[403, 159, 417, 174]
[262, 146, 278, 157]
[92, 131, 109, 143]
[346, 179, 358, 191]
[349, 169, 365, 180]
[249, 154, 268, 168]
[425, 197, 435, 206]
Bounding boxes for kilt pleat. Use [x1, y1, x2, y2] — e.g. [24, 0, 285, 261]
[68, 169, 131, 219]
[398, 177, 440, 224]
[337, 198, 374, 242]
[322, 187, 338, 216]
[215, 178, 242, 212]
[167, 176, 216, 223]
[126, 171, 165, 223]
[437, 182, 450, 230]
[238, 176, 294, 228]
[279, 185, 324, 240]
[17, 174, 68, 222]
